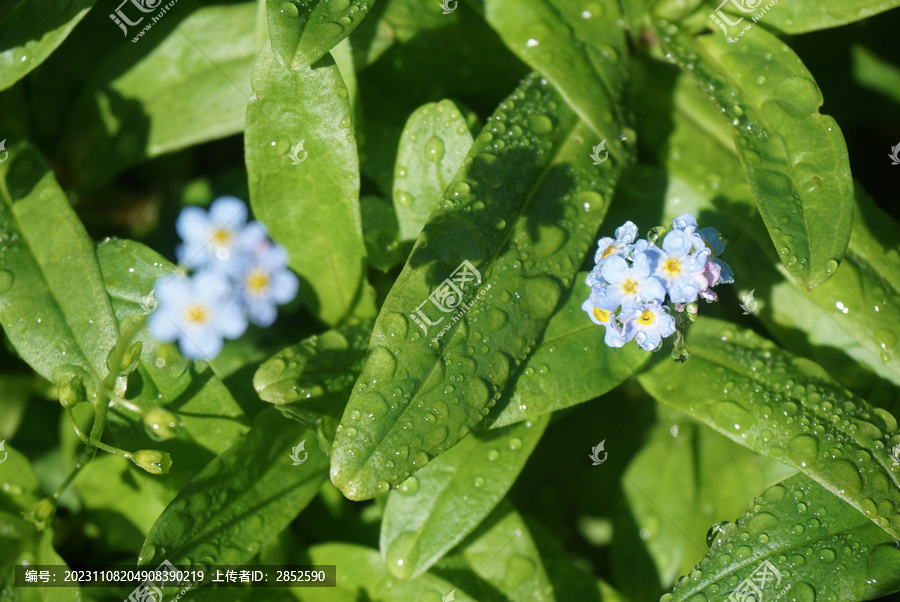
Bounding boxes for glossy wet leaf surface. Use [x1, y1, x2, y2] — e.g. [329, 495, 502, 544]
[393, 100, 474, 242]
[638, 317, 900, 540]
[246, 43, 369, 326]
[0, 143, 118, 393]
[330, 72, 630, 500]
[663, 473, 900, 601]
[656, 23, 853, 290]
[380, 415, 548, 578]
[138, 408, 327, 568]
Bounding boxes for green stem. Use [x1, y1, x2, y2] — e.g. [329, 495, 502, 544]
[89, 315, 145, 449]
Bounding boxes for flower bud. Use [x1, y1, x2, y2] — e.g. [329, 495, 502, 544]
[131, 450, 173, 475]
[57, 375, 83, 408]
[142, 407, 180, 442]
[24, 498, 56, 531]
[108, 340, 143, 376]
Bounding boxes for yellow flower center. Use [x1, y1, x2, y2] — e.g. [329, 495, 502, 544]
[704, 241, 715, 258]
[592, 307, 610, 323]
[183, 304, 208, 323]
[212, 228, 231, 246]
[664, 258, 681, 276]
[622, 278, 637, 294]
[247, 270, 271, 294]
[637, 310, 655, 326]
[601, 245, 616, 258]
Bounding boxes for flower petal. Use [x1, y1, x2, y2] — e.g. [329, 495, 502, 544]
[600, 255, 629, 284]
[208, 196, 248, 228]
[176, 206, 209, 243]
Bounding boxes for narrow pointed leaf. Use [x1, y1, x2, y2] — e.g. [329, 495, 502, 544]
[483, 0, 630, 158]
[631, 61, 900, 384]
[253, 322, 373, 420]
[393, 100, 474, 241]
[267, 0, 378, 66]
[380, 415, 548, 578]
[246, 43, 368, 325]
[0, 143, 117, 393]
[718, 0, 900, 35]
[0, 0, 95, 91]
[664, 473, 900, 601]
[488, 271, 649, 428]
[638, 317, 900, 539]
[61, 4, 263, 187]
[436, 501, 555, 602]
[330, 73, 631, 500]
[657, 23, 853, 289]
[138, 408, 327, 568]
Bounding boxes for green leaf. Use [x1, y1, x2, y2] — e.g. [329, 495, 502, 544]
[663, 473, 900, 601]
[718, 0, 900, 35]
[0, 529, 81, 602]
[487, 271, 649, 429]
[0, 142, 118, 394]
[435, 501, 555, 602]
[60, 3, 264, 188]
[268, 0, 377, 67]
[0, 0, 95, 91]
[380, 415, 548, 578]
[630, 59, 900, 386]
[97, 238, 250, 457]
[254, 322, 373, 420]
[361, 195, 406, 272]
[393, 100, 475, 241]
[483, 0, 631, 157]
[138, 408, 328, 567]
[330, 73, 630, 500]
[637, 317, 900, 539]
[852, 44, 900, 106]
[304, 542, 460, 601]
[657, 23, 853, 289]
[246, 43, 368, 326]
[612, 408, 795, 595]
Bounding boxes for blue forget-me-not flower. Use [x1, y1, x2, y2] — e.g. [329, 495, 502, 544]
[583, 213, 733, 353]
[150, 197, 298, 360]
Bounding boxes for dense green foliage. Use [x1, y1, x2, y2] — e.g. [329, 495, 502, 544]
[1, 0, 900, 600]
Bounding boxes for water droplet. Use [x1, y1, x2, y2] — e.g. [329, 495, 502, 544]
[425, 136, 445, 163]
[788, 434, 819, 467]
[397, 190, 414, 207]
[473, 476, 485, 488]
[386, 531, 420, 579]
[399, 476, 419, 496]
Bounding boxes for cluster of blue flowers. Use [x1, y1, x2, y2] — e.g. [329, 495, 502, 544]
[582, 213, 733, 352]
[149, 197, 298, 360]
